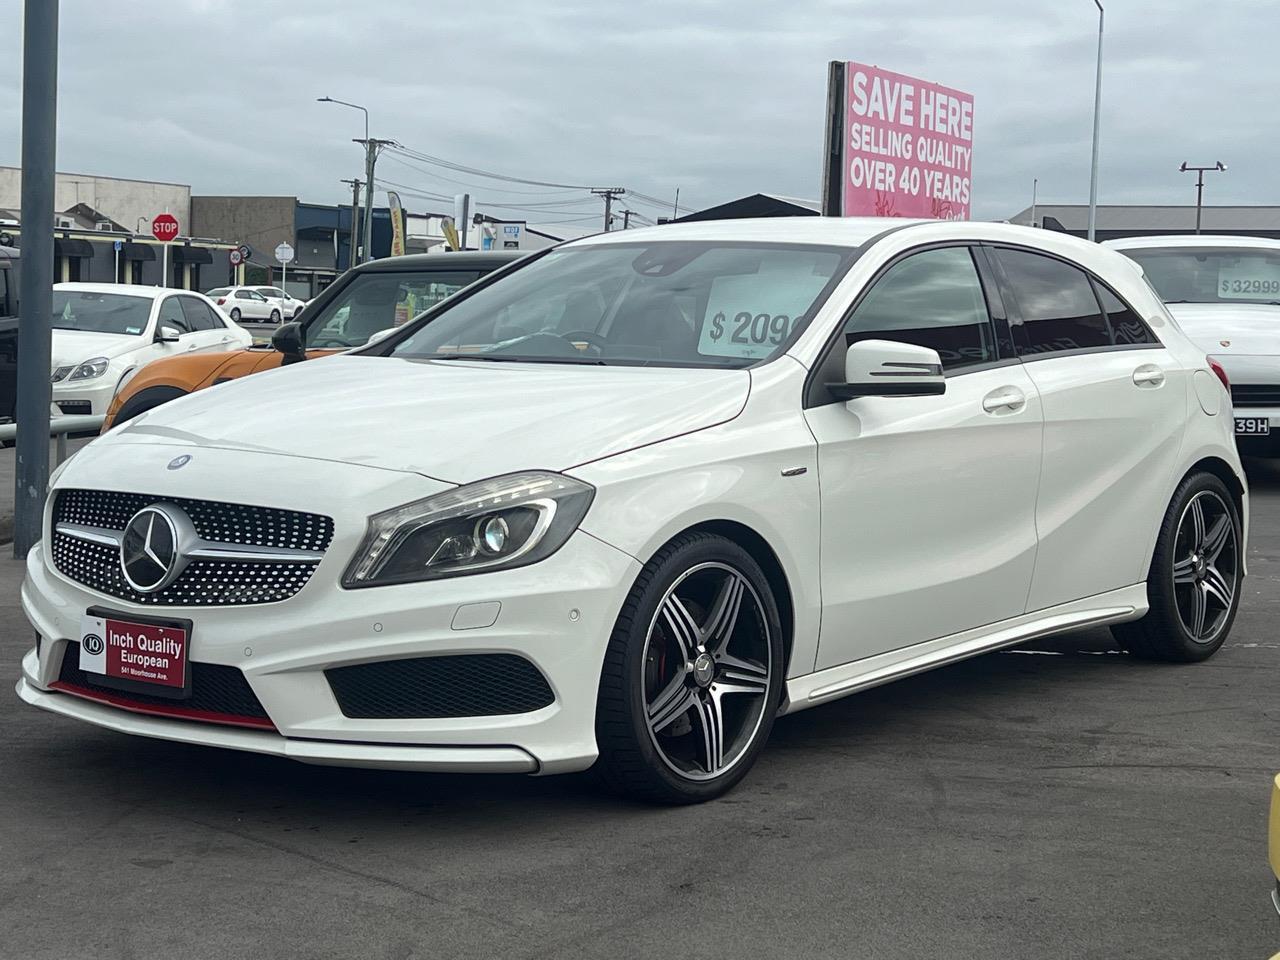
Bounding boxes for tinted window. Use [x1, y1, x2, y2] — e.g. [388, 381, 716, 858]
[305, 270, 488, 348]
[842, 246, 996, 370]
[206, 288, 231, 297]
[995, 248, 1109, 355]
[180, 297, 220, 331]
[1098, 285, 1156, 345]
[157, 296, 190, 334]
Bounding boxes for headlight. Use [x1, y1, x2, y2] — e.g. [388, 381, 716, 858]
[343, 471, 595, 587]
[50, 366, 73, 383]
[68, 357, 109, 381]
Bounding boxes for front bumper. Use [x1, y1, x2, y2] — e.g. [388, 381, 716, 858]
[51, 376, 115, 416]
[20, 500, 641, 775]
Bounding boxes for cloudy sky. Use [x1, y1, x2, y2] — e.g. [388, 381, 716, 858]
[0, 0, 1275, 229]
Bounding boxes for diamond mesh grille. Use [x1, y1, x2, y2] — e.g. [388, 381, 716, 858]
[326, 654, 556, 719]
[51, 489, 333, 606]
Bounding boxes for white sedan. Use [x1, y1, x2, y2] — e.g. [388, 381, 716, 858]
[205, 286, 283, 323]
[247, 286, 306, 320]
[19, 219, 1246, 803]
[1108, 235, 1280, 456]
[50, 283, 252, 416]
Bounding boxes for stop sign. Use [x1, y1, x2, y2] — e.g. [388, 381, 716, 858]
[151, 213, 180, 242]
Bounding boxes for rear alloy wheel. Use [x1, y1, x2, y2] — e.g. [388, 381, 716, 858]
[595, 533, 784, 803]
[1113, 472, 1242, 661]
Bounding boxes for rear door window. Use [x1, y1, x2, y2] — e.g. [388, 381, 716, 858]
[180, 297, 222, 331]
[994, 248, 1110, 355]
[1097, 285, 1157, 345]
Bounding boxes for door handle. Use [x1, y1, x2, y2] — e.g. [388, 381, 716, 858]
[982, 387, 1026, 413]
[187, 344, 198, 351]
[1133, 364, 1165, 387]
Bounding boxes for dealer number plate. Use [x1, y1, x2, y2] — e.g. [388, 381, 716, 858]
[1235, 417, 1271, 436]
[80, 612, 189, 691]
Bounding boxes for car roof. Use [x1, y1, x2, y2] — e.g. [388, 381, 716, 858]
[53, 282, 178, 299]
[352, 251, 527, 274]
[567, 217, 931, 250]
[1104, 234, 1280, 251]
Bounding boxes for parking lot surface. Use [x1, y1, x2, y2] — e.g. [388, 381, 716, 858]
[3, 463, 1279, 960]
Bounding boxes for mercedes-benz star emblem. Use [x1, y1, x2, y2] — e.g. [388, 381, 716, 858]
[120, 504, 190, 593]
[167, 455, 192, 471]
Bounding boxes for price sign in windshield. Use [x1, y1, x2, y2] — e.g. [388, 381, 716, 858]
[698, 269, 830, 360]
[1219, 263, 1280, 300]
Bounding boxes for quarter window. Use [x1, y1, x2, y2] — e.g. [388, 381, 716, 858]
[995, 248, 1110, 355]
[842, 246, 997, 370]
[1097, 285, 1156, 345]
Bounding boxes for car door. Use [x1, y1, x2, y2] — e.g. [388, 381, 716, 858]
[803, 244, 1045, 670]
[235, 289, 267, 319]
[153, 293, 204, 357]
[986, 245, 1186, 611]
[180, 296, 238, 353]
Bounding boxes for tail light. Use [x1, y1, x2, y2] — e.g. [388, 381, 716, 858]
[216, 297, 226, 305]
[1208, 357, 1230, 391]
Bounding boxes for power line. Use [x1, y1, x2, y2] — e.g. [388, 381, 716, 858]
[381, 153, 583, 198]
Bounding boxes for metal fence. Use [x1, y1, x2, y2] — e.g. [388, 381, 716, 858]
[0, 415, 103, 465]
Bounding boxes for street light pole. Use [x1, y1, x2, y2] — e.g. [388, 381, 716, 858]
[1086, 0, 1104, 242]
[318, 96, 372, 262]
[1179, 161, 1227, 234]
[15, 0, 59, 557]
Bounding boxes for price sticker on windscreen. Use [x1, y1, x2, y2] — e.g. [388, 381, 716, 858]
[1218, 263, 1280, 300]
[698, 263, 831, 360]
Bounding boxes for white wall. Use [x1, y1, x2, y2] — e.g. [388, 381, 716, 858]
[0, 167, 192, 235]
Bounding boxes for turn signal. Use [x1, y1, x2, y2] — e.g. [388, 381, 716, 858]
[1208, 357, 1230, 392]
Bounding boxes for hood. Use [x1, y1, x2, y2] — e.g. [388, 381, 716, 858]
[109, 355, 751, 484]
[1167, 303, 1280, 356]
[51, 329, 146, 367]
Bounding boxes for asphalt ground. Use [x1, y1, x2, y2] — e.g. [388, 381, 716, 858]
[2, 459, 1279, 959]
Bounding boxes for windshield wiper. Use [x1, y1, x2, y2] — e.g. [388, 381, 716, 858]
[426, 354, 607, 365]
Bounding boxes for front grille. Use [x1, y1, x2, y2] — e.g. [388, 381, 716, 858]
[51, 488, 334, 606]
[327, 654, 555, 719]
[55, 640, 273, 729]
[1231, 384, 1280, 407]
[56, 400, 92, 415]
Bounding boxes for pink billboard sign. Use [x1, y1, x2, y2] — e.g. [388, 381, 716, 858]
[842, 63, 973, 220]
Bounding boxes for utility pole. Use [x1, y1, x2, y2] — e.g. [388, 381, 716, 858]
[15, 0, 58, 557]
[355, 138, 395, 262]
[591, 187, 625, 232]
[621, 209, 633, 230]
[1030, 178, 1038, 227]
[1086, 0, 1104, 241]
[1179, 161, 1227, 234]
[340, 177, 361, 268]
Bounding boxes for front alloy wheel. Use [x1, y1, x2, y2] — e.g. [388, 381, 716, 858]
[595, 533, 784, 803]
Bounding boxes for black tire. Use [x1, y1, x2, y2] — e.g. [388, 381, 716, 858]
[594, 532, 785, 804]
[1112, 471, 1242, 662]
[229, 308, 241, 322]
[112, 386, 188, 426]
[270, 309, 281, 323]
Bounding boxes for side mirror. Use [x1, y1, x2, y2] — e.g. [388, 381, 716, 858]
[271, 321, 306, 364]
[155, 326, 181, 343]
[828, 339, 945, 400]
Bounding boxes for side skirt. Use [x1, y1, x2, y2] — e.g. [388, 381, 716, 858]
[781, 583, 1147, 715]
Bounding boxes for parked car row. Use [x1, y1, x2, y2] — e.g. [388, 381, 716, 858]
[205, 285, 306, 323]
[15, 218, 1249, 804]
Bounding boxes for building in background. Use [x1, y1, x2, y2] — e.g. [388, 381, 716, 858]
[0, 167, 191, 235]
[671, 194, 820, 222]
[402, 212, 563, 253]
[1008, 204, 1280, 241]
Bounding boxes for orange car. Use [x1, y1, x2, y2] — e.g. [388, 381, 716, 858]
[102, 251, 524, 430]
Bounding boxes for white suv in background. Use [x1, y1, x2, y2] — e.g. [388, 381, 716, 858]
[206, 286, 281, 323]
[19, 219, 1247, 803]
[1108, 235, 1280, 456]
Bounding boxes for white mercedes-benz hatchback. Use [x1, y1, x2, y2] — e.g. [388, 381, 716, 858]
[17, 218, 1248, 803]
[1107, 235, 1280, 457]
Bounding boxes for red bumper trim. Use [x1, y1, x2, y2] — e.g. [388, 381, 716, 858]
[49, 681, 277, 731]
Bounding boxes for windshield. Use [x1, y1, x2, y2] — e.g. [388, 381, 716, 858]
[390, 242, 851, 368]
[1120, 247, 1280, 305]
[304, 269, 485, 348]
[52, 291, 151, 335]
